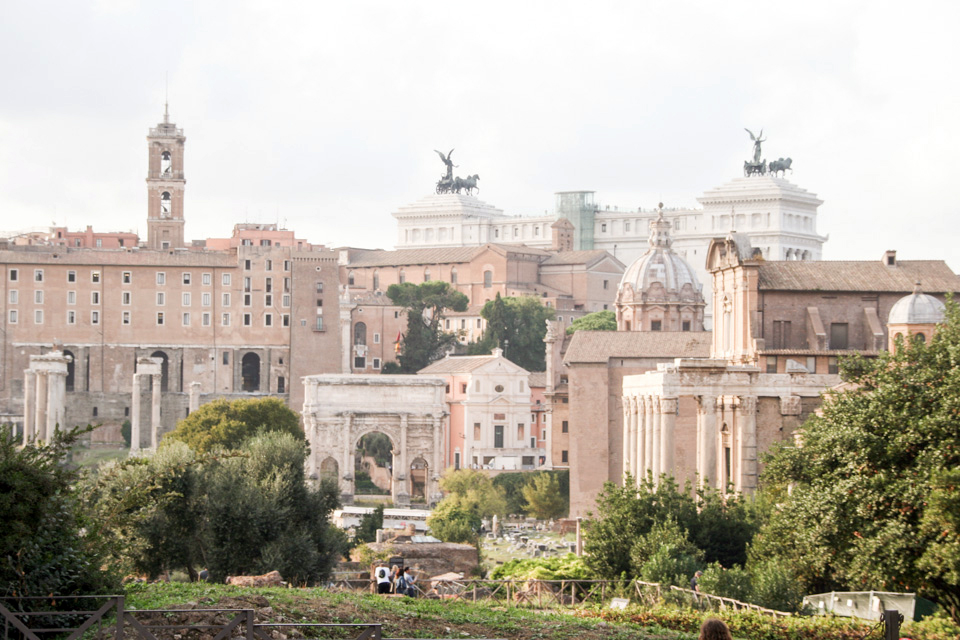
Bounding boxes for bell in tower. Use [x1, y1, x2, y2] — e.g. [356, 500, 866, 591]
[146, 103, 186, 250]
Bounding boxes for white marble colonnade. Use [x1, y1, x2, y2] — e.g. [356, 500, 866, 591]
[621, 394, 677, 485]
[22, 352, 71, 444]
[130, 357, 164, 453]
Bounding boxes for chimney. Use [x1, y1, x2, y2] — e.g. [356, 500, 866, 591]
[883, 250, 897, 267]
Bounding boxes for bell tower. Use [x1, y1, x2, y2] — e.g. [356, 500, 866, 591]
[146, 103, 186, 250]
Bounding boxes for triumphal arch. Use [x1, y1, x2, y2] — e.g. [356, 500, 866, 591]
[302, 374, 446, 506]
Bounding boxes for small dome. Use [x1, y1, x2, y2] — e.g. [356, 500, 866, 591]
[888, 288, 945, 325]
[618, 207, 701, 300]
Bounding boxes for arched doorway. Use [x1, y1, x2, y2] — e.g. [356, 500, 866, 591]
[149, 351, 169, 392]
[355, 432, 393, 497]
[410, 457, 428, 501]
[241, 352, 260, 392]
[63, 349, 75, 392]
[320, 457, 339, 483]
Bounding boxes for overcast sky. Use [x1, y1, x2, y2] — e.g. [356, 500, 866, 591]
[1, 1, 957, 268]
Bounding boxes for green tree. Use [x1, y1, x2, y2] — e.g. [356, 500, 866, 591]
[163, 397, 303, 453]
[755, 302, 960, 622]
[698, 562, 753, 602]
[439, 468, 507, 517]
[387, 281, 469, 373]
[632, 519, 704, 587]
[468, 294, 555, 371]
[0, 424, 119, 598]
[354, 504, 384, 546]
[566, 310, 617, 334]
[522, 473, 567, 520]
[427, 496, 483, 544]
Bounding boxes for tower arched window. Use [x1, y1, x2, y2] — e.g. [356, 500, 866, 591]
[483, 270, 493, 288]
[450, 267, 457, 284]
[399, 269, 406, 284]
[424, 268, 431, 282]
[372, 270, 379, 291]
[160, 191, 171, 216]
[354, 322, 367, 346]
[161, 150, 172, 176]
[347, 271, 355, 286]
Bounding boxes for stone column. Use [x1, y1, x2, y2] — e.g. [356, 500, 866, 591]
[651, 398, 662, 481]
[621, 396, 631, 480]
[737, 396, 758, 493]
[150, 374, 162, 450]
[431, 415, 443, 504]
[660, 397, 678, 481]
[342, 414, 354, 503]
[130, 373, 142, 452]
[188, 381, 202, 414]
[47, 370, 66, 437]
[636, 396, 646, 484]
[715, 398, 726, 489]
[696, 395, 717, 489]
[396, 414, 410, 505]
[643, 396, 654, 476]
[22, 370, 36, 444]
[35, 371, 48, 441]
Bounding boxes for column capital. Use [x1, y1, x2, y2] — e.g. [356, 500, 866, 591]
[736, 395, 758, 412]
[659, 397, 678, 414]
[696, 394, 718, 411]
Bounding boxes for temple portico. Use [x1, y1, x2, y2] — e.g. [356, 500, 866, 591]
[622, 359, 833, 492]
[22, 352, 71, 443]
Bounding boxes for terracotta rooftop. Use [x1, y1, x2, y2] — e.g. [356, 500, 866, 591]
[528, 372, 547, 388]
[756, 260, 960, 292]
[541, 250, 622, 267]
[418, 354, 501, 374]
[564, 330, 712, 364]
[346, 244, 549, 268]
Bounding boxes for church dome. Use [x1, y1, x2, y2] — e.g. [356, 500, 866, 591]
[617, 207, 702, 302]
[888, 287, 945, 325]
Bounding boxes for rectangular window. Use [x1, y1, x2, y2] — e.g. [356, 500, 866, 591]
[517, 424, 524, 440]
[222, 273, 231, 285]
[244, 259, 251, 270]
[91, 271, 101, 283]
[603, 279, 609, 290]
[8, 290, 17, 304]
[91, 291, 99, 305]
[283, 260, 290, 271]
[473, 423, 481, 440]
[182, 312, 190, 326]
[494, 425, 504, 448]
[830, 323, 849, 350]
[282, 294, 290, 307]
[67, 270, 76, 282]
[354, 356, 366, 369]
[122, 271, 131, 284]
[156, 312, 164, 325]
[828, 356, 839, 375]
[157, 292, 165, 306]
[265, 313, 273, 327]
[772, 320, 792, 349]
[182, 272, 191, 285]
[265, 260, 272, 272]
[316, 282, 324, 293]
[202, 292, 211, 306]
[34, 309, 44, 323]
[222, 313, 231, 326]
[316, 299, 323, 307]
[766, 356, 778, 373]
[67, 310, 76, 325]
[315, 316, 324, 331]
[373, 333, 380, 344]
[35, 290, 43, 304]
[34, 269, 43, 282]
[9, 269, 18, 282]
[156, 272, 166, 285]
[265, 277, 272, 292]
[223, 352, 230, 365]
[282, 314, 290, 327]
[265, 294, 272, 306]
[284, 277, 290, 292]
[222, 293, 231, 307]
[372, 358, 381, 370]
[202, 272, 211, 285]
[122, 291, 131, 305]
[244, 293, 252, 306]
[243, 313, 251, 326]
[91, 310, 100, 325]
[244, 277, 251, 292]
[202, 312, 211, 326]
[8, 309, 17, 324]
[122, 311, 130, 325]
[562, 420, 569, 433]
[806, 356, 817, 373]
[182, 292, 191, 306]
[561, 450, 568, 463]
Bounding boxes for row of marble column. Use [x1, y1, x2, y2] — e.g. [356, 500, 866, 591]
[23, 368, 67, 443]
[621, 394, 758, 492]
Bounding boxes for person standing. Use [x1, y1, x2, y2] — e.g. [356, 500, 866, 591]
[375, 564, 391, 594]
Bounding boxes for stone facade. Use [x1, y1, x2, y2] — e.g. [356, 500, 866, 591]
[302, 375, 447, 505]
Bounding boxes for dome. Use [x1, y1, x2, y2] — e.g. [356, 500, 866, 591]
[888, 288, 945, 325]
[617, 207, 702, 301]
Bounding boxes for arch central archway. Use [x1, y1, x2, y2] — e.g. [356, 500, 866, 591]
[302, 375, 447, 506]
